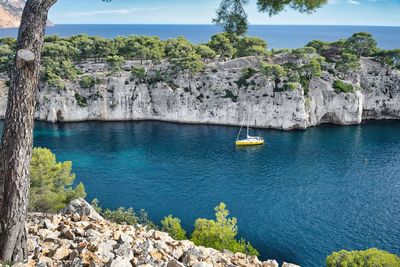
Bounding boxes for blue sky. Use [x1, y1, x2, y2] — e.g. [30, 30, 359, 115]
[48, 0, 400, 26]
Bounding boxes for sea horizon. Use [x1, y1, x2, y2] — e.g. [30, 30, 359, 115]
[1, 24, 399, 49]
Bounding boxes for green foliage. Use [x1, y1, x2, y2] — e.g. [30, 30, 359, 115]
[191, 203, 259, 256]
[333, 80, 354, 93]
[257, 0, 328, 16]
[291, 47, 318, 58]
[171, 52, 205, 74]
[213, 0, 248, 36]
[302, 58, 322, 79]
[260, 62, 286, 78]
[165, 37, 205, 73]
[288, 72, 301, 83]
[336, 52, 360, 72]
[74, 93, 87, 107]
[326, 248, 400, 267]
[29, 148, 86, 212]
[46, 72, 66, 90]
[91, 199, 158, 229]
[306, 40, 330, 54]
[196, 45, 217, 59]
[208, 33, 236, 58]
[284, 82, 298, 91]
[236, 36, 268, 57]
[345, 32, 378, 58]
[0, 43, 14, 73]
[213, 0, 327, 36]
[235, 67, 257, 88]
[131, 67, 148, 83]
[106, 55, 125, 71]
[223, 90, 239, 102]
[79, 75, 96, 88]
[103, 207, 138, 225]
[161, 215, 187, 240]
[376, 49, 400, 69]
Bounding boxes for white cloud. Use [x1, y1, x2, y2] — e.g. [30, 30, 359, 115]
[347, 0, 361, 4]
[59, 7, 166, 17]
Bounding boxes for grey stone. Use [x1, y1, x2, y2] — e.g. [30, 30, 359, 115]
[61, 198, 103, 221]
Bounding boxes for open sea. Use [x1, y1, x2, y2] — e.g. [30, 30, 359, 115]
[0, 24, 399, 49]
[1, 120, 399, 267]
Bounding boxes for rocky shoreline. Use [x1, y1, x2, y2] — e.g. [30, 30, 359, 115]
[0, 56, 399, 130]
[3, 199, 299, 267]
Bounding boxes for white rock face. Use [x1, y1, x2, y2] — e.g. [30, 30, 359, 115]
[0, 57, 399, 130]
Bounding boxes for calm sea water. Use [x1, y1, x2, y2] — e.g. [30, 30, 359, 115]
[1, 120, 399, 266]
[0, 24, 399, 49]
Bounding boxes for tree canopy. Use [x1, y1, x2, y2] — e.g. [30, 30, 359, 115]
[214, 0, 328, 35]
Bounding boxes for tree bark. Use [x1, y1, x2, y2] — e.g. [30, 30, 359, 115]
[0, 0, 57, 262]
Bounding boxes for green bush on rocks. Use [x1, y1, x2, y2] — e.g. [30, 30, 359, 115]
[161, 215, 187, 240]
[191, 203, 259, 256]
[29, 148, 86, 212]
[333, 80, 355, 93]
[326, 248, 400, 267]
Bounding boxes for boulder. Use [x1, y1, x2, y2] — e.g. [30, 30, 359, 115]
[61, 198, 103, 221]
[282, 262, 301, 267]
[109, 257, 133, 267]
[48, 245, 70, 260]
[167, 259, 185, 267]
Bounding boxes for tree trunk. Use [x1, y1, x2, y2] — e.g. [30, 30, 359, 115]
[0, 0, 57, 262]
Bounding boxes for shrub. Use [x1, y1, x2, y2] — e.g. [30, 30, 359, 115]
[223, 90, 239, 102]
[191, 203, 259, 256]
[79, 75, 96, 88]
[47, 72, 66, 90]
[336, 52, 360, 72]
[207, 33, 235, 58]
[260, 63, 286, 78]
[196, 45, 216, 59]
[131, 67, 148, 83]
[161, 215, 187, 240]
[74, 93, 87, 107]
[333, 80, 354, 93]
[235, 36, 268, 58]
[288, 72, 301, 83]
[106, 55, 124, 71]
[345, 32, 378, 58]
[29, 148, 86, 212]
[326, 248, 400, 267]
[235, 68, 257, 88]
[285, 82, 298, 91]
[91, 199, 158, 229]
[302, 58, 322, 79]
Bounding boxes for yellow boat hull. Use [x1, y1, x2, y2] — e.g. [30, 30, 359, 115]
[235, 140, 265, 146]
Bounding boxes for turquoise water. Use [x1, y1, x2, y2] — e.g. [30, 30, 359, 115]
[1, 25, 399, 49]
[1, 120, 399, 266]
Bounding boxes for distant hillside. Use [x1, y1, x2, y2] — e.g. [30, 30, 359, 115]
[0, 0, 53, 28]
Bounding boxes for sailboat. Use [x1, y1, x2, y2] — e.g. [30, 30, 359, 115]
[235, 114, 264, 146]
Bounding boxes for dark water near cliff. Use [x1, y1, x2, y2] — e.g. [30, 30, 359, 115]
[1, 25, 400, 49]
[1, 120, 400, 266]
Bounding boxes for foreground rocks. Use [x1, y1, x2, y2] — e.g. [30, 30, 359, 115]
[7, 198, 298, 267]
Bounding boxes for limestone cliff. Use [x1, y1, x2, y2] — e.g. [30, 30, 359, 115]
[0, 57, 399, 130]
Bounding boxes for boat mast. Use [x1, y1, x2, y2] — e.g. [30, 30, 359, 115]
[246, 108, 250, 138]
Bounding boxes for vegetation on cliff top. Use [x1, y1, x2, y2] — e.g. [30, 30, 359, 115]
[0, 32, 399, 95]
